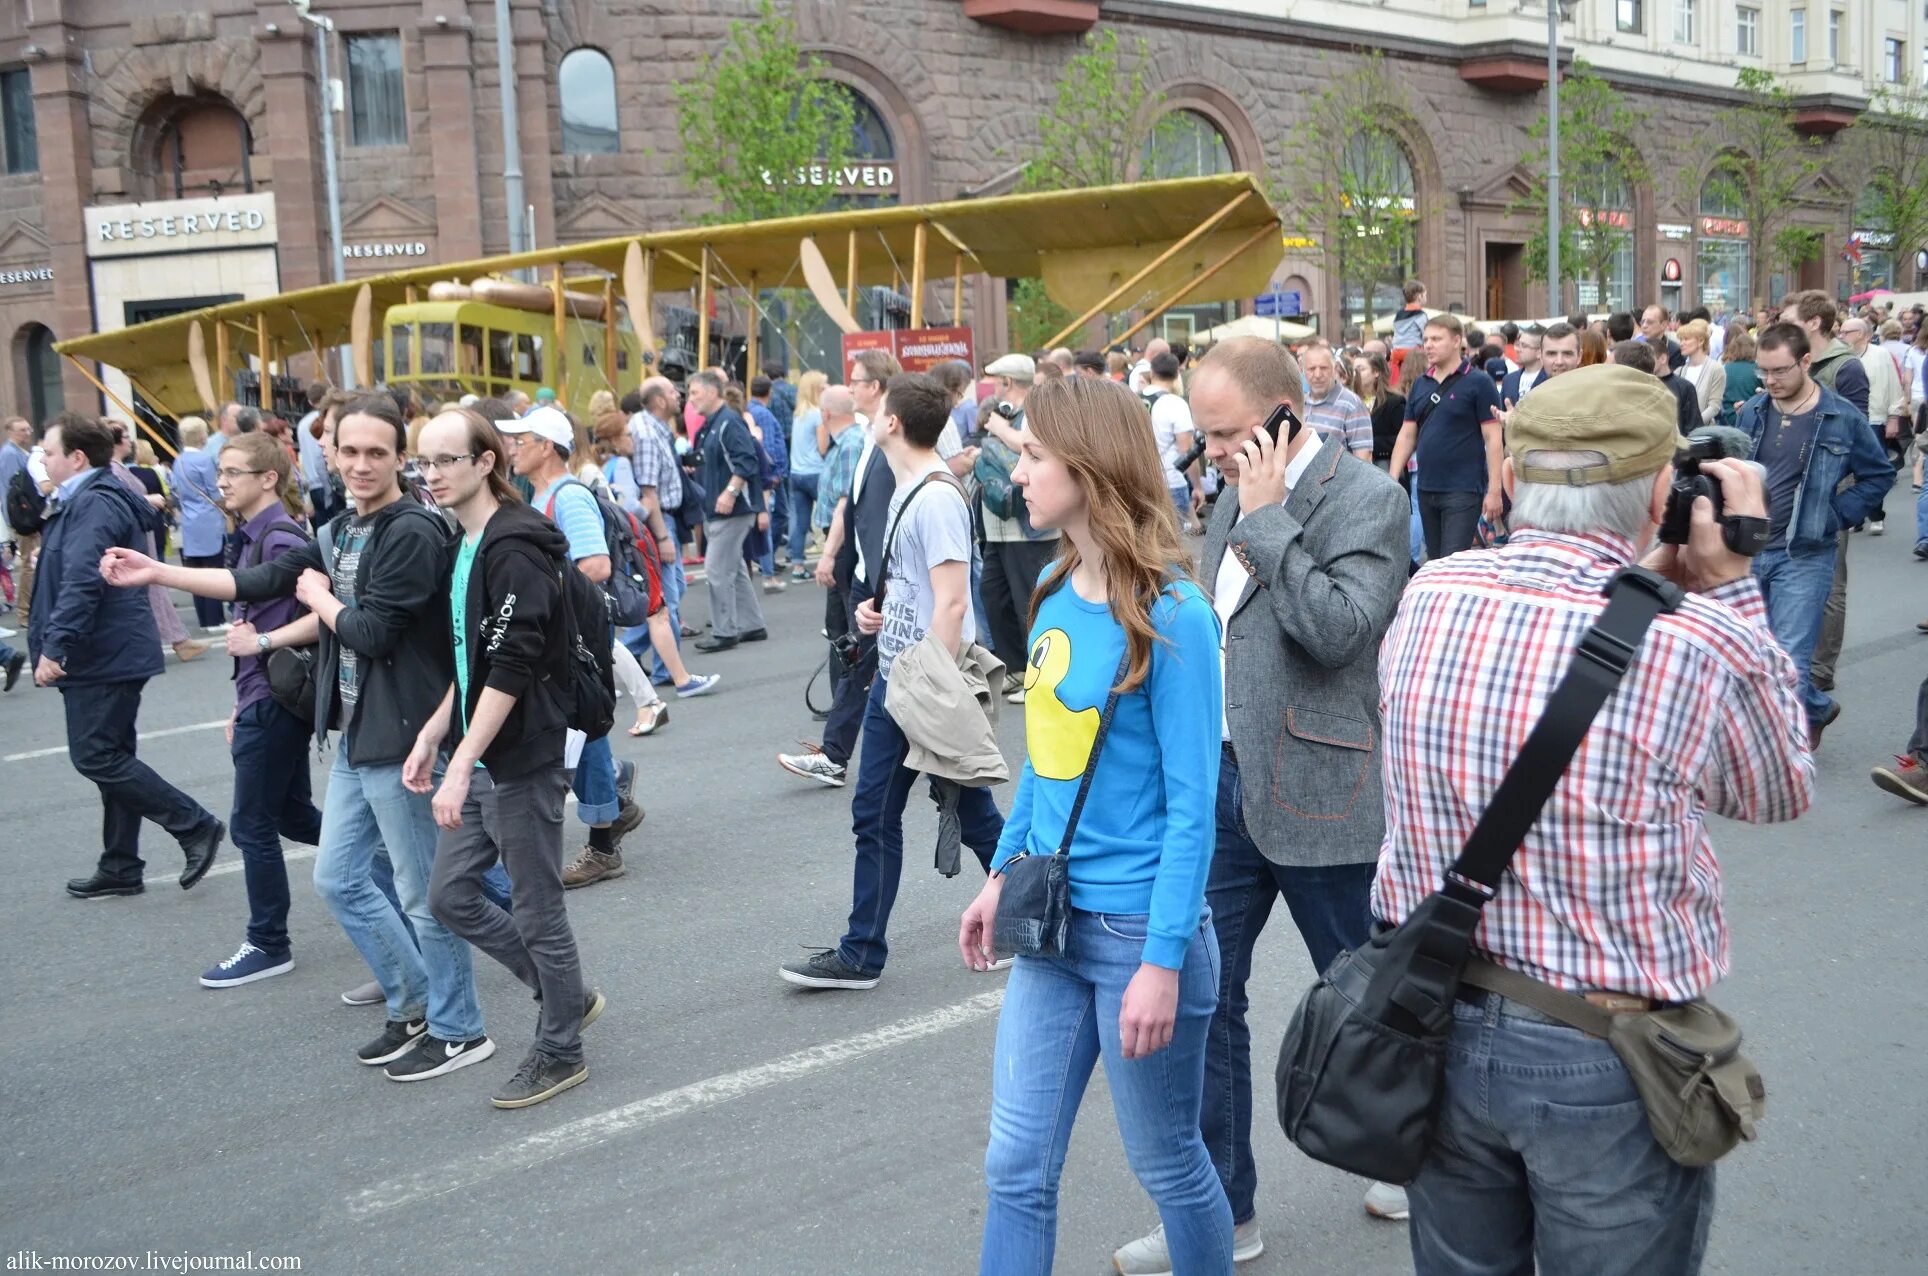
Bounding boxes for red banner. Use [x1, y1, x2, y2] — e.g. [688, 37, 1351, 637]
[839, 328, 977, 377]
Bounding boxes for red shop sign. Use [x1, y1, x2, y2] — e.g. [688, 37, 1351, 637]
[1699, 216, 1749, 238]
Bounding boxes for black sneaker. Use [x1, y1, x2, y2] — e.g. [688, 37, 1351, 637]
[581, 988, 606, 1030]
[357, 1018, 427, 1065]
[491, 1048, 588, 1109]
[694, 635, 738, 653]
[779, 947, 880, 990]
[740, 628, 769, 642]
[385, 1033, 497, 1082]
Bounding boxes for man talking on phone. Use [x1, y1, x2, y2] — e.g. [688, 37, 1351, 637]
[1112, 337, 1411, 1273]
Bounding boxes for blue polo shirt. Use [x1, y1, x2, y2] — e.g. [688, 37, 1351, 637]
[1405, 360, 1501, 494]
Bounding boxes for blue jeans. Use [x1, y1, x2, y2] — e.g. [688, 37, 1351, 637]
[1202, 745, 1377, 1224]
[981, 910, 1232, 1275]
[572, 732, 620, 826]
[1407, 991, 1714, 1276]
[229, 697, 323, 957]
[769, 477, 790, 562]
[1170, 485, 1192, 527]
[1915, 479, 1928, 547]
[314, 744, 482, 1041]
[1409, 478, 1426, 564]
[1752, 545, 1835, 727]
[837, 675, 1004, 975]
[788, 473, 819, 562]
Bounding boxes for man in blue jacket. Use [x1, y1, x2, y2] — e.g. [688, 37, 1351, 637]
[689, 371, 767, 651]
[31, 414, 224, 899]
[1737, 322, 1893, 749]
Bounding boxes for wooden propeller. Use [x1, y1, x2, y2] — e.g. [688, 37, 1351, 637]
[350, 283, 374, 386]
[624, 241, 656, 354]
[800, 236, 861, 334]
[186, 320, 217, 410]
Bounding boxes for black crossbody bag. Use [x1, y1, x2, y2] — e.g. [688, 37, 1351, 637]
[265, 522, 331, 725]
[993, 650, 1134, 959]
[1274, 567, 1690, 1185]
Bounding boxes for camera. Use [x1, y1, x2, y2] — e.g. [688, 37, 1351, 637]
[992, 401, 1021, 423]
[830, 630, 866, 668]
[1659, 428, 1770, 557]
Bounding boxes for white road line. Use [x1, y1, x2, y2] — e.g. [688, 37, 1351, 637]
[346, 988, 1005, 1219]
[202, 846, 318, 879]
[4, 717, 229, 762]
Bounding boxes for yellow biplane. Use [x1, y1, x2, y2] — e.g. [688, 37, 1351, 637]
[55, 174, 1285, 457]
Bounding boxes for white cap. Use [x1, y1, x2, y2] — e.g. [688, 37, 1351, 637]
[494, 404, 572, 452]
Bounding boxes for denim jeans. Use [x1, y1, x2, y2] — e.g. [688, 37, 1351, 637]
[1418, 489, 1482, 560]
[62, 678, 218, 884]
[314, 743, 483, 1041]
[1916, 479, 1928, 549]
[1407, 991, 1715, 1276]
[768, 477, 789, 565]
[1410, 478, 1426, 565]
[787, 473, 819, 562]
[981, 909, 1232, 1275]
[837, 675, 1003, 976]
[1169, 485, 1192, 528]
[1752, 545, 1835, 727]
[572, 732, 620, 826]
[229, 697, 323, 956]
[1202, 745, 1377, 1224]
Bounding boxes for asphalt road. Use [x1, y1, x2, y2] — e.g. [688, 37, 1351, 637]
[2, 525, 1924, 1276]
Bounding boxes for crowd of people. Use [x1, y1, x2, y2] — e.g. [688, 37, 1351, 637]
[0, 273, 1919, 1272]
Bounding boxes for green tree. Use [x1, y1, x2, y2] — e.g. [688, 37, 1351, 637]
[1843, 75, 1928, 292]
[1517, 63, 1650, 314]
[1007, 278, 1076, 352]
[1017, 28, 1164, 193]
[1282, 53, 1421, 329]
[1708, 68, 1823, 308]
[672, 0, 855, 225]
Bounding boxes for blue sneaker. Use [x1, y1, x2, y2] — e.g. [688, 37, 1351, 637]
[200, 942, 294, 989]
[675, 673, 722, 699]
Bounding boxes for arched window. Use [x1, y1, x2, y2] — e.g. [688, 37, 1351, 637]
[825, 85, 898, 212]
[1336, 130, 1417, 323]
[1851, 181, 1896, 292]
[1570, 162, 1635, 312]
[558, 49, 619, 155]
[1697, 164, 1750, 317]
[19, 323, 63, 426]
[133, 96, 252, 201]
[1143, 110, 1233, 180]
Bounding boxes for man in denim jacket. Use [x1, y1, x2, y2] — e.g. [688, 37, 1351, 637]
[1735, 322, 1892, 749]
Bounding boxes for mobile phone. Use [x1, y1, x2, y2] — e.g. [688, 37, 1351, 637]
[1261, 401, 1303, 444]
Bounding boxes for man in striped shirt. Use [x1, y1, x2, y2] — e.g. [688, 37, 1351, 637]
[1300, 342, 1373, 460]
[1372, 364, 1812, 1274]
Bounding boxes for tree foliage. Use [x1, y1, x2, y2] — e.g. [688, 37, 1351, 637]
[1517, 62, 1650, 313]
[1844, 75, 1928, 291]
[1707, 68, 1823, 306]
[1282, 53, 1421, 328]
[672, 0, 855, 225]
[1017, 29, 1164, 193]
[1008, 278, 1076, 352]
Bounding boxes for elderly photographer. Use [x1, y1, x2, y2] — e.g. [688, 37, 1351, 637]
[1373, 364, 1812, 1275]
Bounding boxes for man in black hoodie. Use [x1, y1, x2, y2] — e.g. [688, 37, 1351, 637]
[410, 408, 598, 1109]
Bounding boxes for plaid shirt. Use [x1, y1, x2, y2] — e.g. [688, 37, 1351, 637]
[1370, 529, 1813, 1002]
[813, 421, 866, 530]
[628, 411, 682, 511]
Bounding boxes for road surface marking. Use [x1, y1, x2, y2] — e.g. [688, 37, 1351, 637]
[4, 717, 229, 762]
[346, 988, 1005, 1218]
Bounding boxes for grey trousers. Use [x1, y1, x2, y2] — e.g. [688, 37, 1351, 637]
[1810, 528, 1851, 688]
[703, 515, 766, 639]
[428, 765, 587, 1064]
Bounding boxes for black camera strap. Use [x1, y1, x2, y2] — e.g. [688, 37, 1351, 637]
[1411, 367, 1467, 432]
[871, 469, 967, 607]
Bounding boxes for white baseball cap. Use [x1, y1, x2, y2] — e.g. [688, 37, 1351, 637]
[494, 404, 573, 452]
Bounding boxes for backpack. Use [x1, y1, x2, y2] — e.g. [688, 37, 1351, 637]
[545, 477, 652, 628]
[7, 467, 46, 535]
[553, 553, 617, 738]
[973, 435, 1021, 520]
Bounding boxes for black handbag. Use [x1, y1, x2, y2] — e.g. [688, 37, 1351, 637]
[1274, 566, 1683, 1185]
[993, 650, 1132, 960]
[265, 522, 331, 726]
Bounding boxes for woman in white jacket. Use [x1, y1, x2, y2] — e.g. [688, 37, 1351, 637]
[1676, 319, 1725, 427]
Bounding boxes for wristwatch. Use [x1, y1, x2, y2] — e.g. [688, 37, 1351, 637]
[256, 634, 273, 655]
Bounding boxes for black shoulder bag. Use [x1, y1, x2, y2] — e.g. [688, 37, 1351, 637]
[1409, 367, 1466, 432]
[266, 522, 331, 725]
[993, 649, 1134, 960]
[1275, 567, 1685, 1185]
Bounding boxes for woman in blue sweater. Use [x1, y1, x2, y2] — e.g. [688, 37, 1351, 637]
[960, 375, 1231, 1274]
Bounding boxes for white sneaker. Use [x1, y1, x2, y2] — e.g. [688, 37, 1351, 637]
[1363, 1180, 1411, 1220]
[776, 747, 846, 787]
[1869, 518, 1886, 536]
[341, 979, 384, 1007]
[1112, 1219, 1263, 1274]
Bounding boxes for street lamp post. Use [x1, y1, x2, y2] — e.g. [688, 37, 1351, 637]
[1547, 0, 1562, 318]
[290, 2, 351, 383]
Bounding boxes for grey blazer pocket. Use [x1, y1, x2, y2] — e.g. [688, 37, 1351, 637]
[1270, 706, 1374, 823]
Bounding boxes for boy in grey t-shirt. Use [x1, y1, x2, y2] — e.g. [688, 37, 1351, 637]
[779, 372, 1005, 991]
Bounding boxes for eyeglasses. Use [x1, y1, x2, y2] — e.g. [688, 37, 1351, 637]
[1756, 362, 1803, 379]
[850, 376, 877, 386]
[417, 453, 478, 473]
[217, 467, 266, 480]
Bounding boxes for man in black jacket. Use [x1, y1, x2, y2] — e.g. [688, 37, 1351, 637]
[688, 371, 767, 651]
[104, 396, 487, 1080]
[410, 409, 598, 1109]
[38, 414, 224, 899]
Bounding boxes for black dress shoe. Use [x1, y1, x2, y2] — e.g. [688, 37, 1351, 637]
[694, 636, 738, 653]
[180, 819, 226, 890]
[739, 628, 769, 642]
[67, 872, 144, 900]
[3, 652, 23, 692]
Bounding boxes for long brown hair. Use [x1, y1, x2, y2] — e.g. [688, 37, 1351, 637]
[440, 407, 523, 505]
[1023, 375, 1193, 693]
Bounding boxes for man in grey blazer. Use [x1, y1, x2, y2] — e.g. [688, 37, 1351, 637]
[1115, 337, 1411, 1273]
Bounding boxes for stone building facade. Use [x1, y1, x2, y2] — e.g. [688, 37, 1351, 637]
[1, 0, 1920, 421]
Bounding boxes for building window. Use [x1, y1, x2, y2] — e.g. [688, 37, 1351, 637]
[344, 33, 406, 147]
[0, 68, 35, 175]
[1143, 110, 1234, 181]
[1697, 170, 1750, 318]
[19, 324, 64, 426]
[825, 85, 898, 212]
[1851, 183, 1896, 293]
[558, 48, 618, 155]
[1571, 168, 1636, 313]
[1887, 38, 1906, 82]
[1617, 0, 1643, 34]
[1736, 6, 1759, 57]
[1673, 0, 1696, 45]
[1827, 10, 1842, 65]
[1791, 10, 1807, 63]
[1336, 130, 1417, 323]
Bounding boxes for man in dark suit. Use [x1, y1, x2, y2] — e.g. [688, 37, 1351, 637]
[1499, 324, 1548, 405]
[30, 414, 223, 899]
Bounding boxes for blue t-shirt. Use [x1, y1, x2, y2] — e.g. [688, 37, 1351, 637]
[536, 477, 606, 564]
[451, 531, 481, 733]
[991, 575, 1222, 970]
[1405, 361, 1502, 494]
